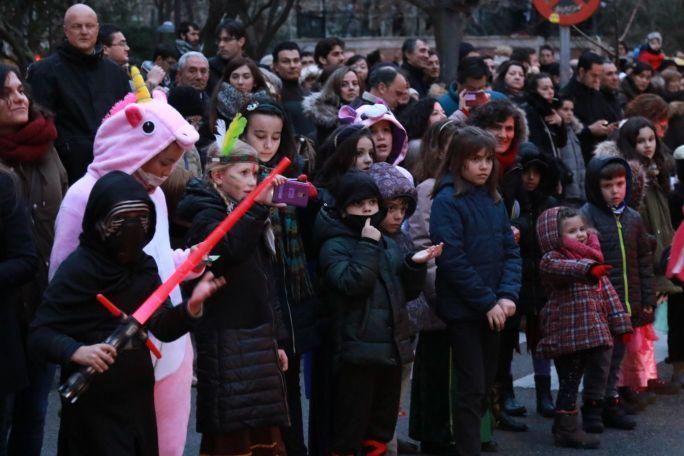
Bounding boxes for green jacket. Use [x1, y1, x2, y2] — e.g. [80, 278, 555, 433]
[314, 207, 426, 366]
[640, 184, 682, 295]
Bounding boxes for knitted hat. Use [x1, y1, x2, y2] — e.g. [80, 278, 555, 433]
[167, 86, 204, 118]
[368, 162, 417, 217]
[333, 171, 383, 210]
[647, 32, 663, 44]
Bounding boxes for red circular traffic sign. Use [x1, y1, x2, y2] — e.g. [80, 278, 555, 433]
[533, 0, 600, 26]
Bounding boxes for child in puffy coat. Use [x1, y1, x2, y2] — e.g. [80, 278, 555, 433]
[314, 171, 441, 456]
[536, 206, 632, 449]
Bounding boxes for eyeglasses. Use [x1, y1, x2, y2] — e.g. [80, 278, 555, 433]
[110, 41, 129, 48]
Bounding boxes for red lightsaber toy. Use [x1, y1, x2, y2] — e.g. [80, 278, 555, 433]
[59, 157, 291, 403]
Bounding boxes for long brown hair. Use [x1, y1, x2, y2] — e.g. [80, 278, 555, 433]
[412, 119, 459, 183]
[432, 126, 500, 202]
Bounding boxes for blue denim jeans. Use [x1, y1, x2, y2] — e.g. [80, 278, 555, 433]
[0, 360, 55, 456]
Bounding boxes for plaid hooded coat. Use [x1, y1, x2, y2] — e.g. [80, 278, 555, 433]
[535, 207, 632, 359]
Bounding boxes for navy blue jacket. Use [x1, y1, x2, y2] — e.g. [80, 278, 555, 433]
[430, 176, 522, 322]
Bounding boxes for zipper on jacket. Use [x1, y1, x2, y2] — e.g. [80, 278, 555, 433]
[615, 216, 632, 315]
[280, 265, 297, 354]
[274, 341, 292, 427]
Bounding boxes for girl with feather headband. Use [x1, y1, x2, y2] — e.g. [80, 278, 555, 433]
[176, 116, 292, 456]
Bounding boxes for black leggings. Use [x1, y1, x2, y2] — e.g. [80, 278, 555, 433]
[668, 293, 684, 363]
[554, 346, 611, 411]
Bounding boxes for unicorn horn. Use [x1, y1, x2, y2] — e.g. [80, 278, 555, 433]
[130, 66, 152, 103]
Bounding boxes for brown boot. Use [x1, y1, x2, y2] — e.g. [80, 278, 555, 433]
[553, 410, 601, 449]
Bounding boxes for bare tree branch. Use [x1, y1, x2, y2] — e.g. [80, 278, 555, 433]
[619, 0, 642, 42]
[571, 25, 614, 56]
[244, 0, 275, 27]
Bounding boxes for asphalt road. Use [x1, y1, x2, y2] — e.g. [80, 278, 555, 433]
[42, 340, 684, 455]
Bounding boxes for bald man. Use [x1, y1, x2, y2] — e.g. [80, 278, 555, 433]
[27, 3, 130, 184]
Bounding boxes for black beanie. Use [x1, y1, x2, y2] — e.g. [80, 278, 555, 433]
[167, 86, 204, 117]
[333, 171, 383, 210]
[459, 42, 476, 61]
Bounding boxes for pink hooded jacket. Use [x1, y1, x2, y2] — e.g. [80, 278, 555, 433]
[49, 91, 199, 380]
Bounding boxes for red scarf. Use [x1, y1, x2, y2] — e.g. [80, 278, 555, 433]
[496, 147, 518, 175]
[0, 116, 57, 162]
[559, 231, 604, 263]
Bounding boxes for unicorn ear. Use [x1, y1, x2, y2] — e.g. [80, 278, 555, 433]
[338, 105, 358, 124]
[125, 104, 143, 127]
[152, 89, 167, 102]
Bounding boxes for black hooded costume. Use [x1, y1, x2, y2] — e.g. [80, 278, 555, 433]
[29, 171, 200, 456]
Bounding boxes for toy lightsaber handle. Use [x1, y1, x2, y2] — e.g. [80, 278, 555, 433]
[59, 317, 143, 403]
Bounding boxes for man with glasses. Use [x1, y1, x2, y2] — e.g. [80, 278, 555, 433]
[27, 3, 129, 184]
[100, 23, 130, 70]
[207, 19, 246, 94]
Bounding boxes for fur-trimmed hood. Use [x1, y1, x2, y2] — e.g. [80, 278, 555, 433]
[302, 92, 340, 128]
[568, 115, 584, 135]
[592, 140, 648, 209]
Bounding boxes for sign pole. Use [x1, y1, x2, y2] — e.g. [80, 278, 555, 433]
[559, 26, 571, 86]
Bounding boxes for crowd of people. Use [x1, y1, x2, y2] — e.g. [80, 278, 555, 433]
[2, 2, 684, 456]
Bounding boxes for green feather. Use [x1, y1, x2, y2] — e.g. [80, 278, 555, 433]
[221, 114, 248, 158]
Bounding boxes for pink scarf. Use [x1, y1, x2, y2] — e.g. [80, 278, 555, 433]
[559, 231, 604, 263]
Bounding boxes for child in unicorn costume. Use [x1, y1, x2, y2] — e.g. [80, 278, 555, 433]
[49, 69, 200, 456]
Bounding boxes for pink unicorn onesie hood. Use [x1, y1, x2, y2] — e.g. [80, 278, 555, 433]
[49, 88, 199, 383]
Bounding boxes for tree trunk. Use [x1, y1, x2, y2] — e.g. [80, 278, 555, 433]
[431, 7, 466, 84]
[174, 0, 182, 23]
[184, 0, 194, 22]
[202, 0, 227, 57]
[254, 0, 296, 57]
[0, 19, 34, 71]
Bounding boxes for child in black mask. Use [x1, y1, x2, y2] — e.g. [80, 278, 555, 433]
[29, 171, 225, 456]
[314, 170, 441, 456]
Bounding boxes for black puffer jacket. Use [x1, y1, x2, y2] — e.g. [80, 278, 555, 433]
[26, 43, 130, 183]
[522, 93, 567, 158]
[510, 151, 561, 316]
[314, 206, 426, 366]
[177, 178, 289, 433]
[0, 172, 38, 393]
[580, 155, 656, 324]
